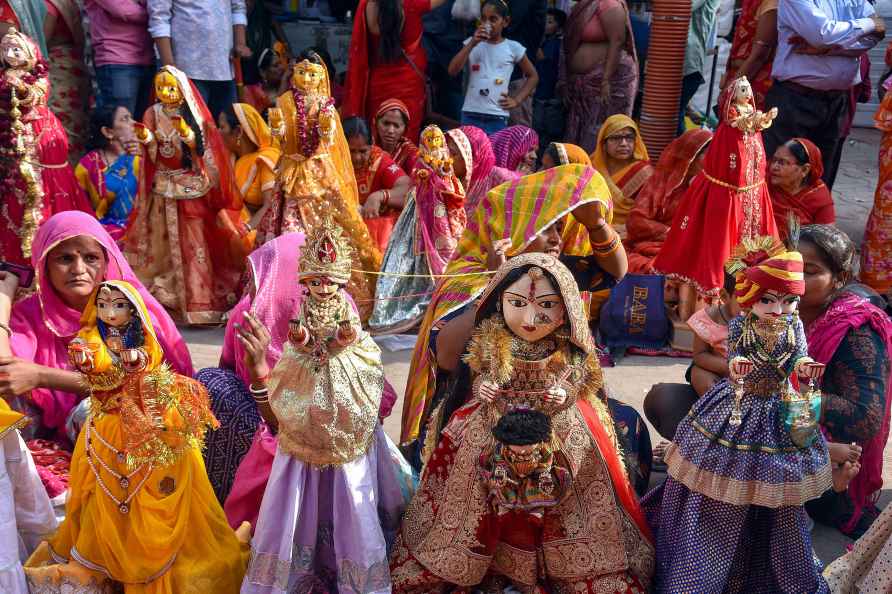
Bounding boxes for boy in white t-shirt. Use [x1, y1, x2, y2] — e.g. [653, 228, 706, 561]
[448, 0, 539, 135]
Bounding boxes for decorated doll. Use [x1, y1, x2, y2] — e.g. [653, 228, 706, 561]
[389, 253, 654, 593]
[240, 218, 412, 593]
[24, 280, 248, 593]
[648, 237, 832, 592]
[0, 28, 91, 267]
[368, 124, 467, 334]
[654, 76, 781, 298]
[123, 66, 246, 325]
[259, 49, 381, 321]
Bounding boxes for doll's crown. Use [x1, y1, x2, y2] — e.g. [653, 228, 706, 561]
[299, 216, 353, 284]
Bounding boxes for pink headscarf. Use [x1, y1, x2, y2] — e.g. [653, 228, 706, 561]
[10, 211, 193, 434]
[449, 126, 519, 216]
[489, 126, 539, 171]
[220, 232, 306, 385]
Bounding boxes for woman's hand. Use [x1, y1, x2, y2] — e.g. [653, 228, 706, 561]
[498, 94, 519, 110]
[361, 191, 384, 218]
[486, 238, 512, 271]
[572, 201, 608, 232]
[236, 312, 271, 383]
[0, 356, 43, 399]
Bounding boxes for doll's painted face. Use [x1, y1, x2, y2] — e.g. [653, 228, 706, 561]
[734, 79, 753, 104]
[155, 72, 183, 106]
[96, 286, 135, 328]
[305, 276, 339, 301]
[501, 267, 565, 342]
[291, 60, 326, 94]
[750, 290, 800, 320]
[1, 35, 31, 69]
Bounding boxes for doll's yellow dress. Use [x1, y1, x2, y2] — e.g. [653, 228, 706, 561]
[25, 281, 249, 594]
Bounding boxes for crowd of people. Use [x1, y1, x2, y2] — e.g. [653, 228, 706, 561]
[0, 0, 891, 592]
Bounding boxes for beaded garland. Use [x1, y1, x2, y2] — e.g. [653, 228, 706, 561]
[291, 88, 335, 159]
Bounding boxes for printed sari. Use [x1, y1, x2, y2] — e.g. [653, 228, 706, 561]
[860, 89, 892, 295]
[356, 144, 408, 252]
[233, 102, 281, 212]
[373, 98, 420, 175]
[75, 152, 139, 243]
[723, 0, 777, 109]
[489, 125, 539, 172]
[563, 0, 638, 154]
[768, 138, 835, 238]
[449, 125, 519, 217]
[44, 0, 90, 163]
[625, 128, 713, 273]
[400, 164, 612, 445]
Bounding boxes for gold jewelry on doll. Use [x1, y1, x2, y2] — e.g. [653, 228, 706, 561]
[299, 216, 354, 284]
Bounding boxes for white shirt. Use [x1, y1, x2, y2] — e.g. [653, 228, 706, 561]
[461, 38, 527, 117]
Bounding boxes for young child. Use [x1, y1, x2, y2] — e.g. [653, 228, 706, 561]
[687, 271, 740, 396]
[532, 8, 566, 147]
[448, 0, 539, 134]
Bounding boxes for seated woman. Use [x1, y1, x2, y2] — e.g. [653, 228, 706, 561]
[25, 280, 248, 592]
[343, 115, 412, 252]
[539, 141, 592, 170]
[389, 254, 654, 592]
[768, 138, 835, 238]
[217, 103, 282, 239]
[75, 105, 140, 243]
[374, 98, 419, 174]
[399, 165, 625, 459]
[0, 212, 192, 463]
[589, 114, 652, 228]
[446, 125, 519, 216]
[798, 224, 892, 538]
[625, 128, 712, 274]
[490, 125, 539, 174]
[243, 43, 288, 115]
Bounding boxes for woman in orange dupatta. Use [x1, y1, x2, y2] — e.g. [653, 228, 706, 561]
[626, 128, 712, 273]
[767, 138, 835, 239]
[860, 72, 892, 297]
[43, 0, 89, 162]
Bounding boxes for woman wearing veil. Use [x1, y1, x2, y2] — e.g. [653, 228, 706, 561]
[123, 65, 246, 325]
[390, 253, 653, 592]
[259, 49, 382, 321]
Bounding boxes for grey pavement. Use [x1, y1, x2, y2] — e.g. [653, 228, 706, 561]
[179, 130, 888, 567]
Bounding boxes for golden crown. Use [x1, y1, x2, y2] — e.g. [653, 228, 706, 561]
[299, 217, 353, 284]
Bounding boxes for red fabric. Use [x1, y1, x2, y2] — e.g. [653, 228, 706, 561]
[769, 138, 834, 237]
[343, 0, 430, 142]
[724, 0, 775, 109]
[0, 0, 19, 24]
[27, 438, 71, 498]
[626, 128, 712, 273]
[653, 85, 779, 295]
[357, 145, 407, 251]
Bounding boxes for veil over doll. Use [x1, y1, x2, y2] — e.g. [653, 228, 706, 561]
[653, 76, 780, 296]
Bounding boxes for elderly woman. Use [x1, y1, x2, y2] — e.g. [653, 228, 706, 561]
[563, 0, 638, 154]
[626, 128, 712, 273]
[798, 225, 892, 538]
[374, 98, 420, 174]
[0, 212, 192, 487]
[768, 138, 835, 238]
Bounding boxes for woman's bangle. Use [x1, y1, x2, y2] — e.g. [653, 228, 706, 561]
[249, 383, 268, 395]
[0, 321, 10, 337]
[382, 189, 390, 209]
[589, 228, 615, 248]
[593, 237, 621, 257]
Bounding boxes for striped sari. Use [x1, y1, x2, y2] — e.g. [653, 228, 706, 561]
[400, 164, 612, 445]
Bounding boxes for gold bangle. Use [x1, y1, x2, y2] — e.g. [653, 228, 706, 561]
[593, 237, 621, 257]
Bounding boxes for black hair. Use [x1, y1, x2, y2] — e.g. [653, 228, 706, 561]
[546, 8, 567, 28]
[783, 139, 816, 183]
[376, 105, 409, 127]
[377, 0, 405, 64]
[85, 105, 123, 152]
[297, 48, 325, 67]
[180, 105, 205, 170]
[543, 142, 561, 167]
[308, 46, 337, 82]
[476, 263, 562, 324]
[257, 47, 276, 72]
[492, 409, 552, 445]
[342, 116, 372, 143]
[97, 302, 145, 350]
[723, 270, 737, 295]
[219, 105, 239, 130]
[482, 0, 511, 17]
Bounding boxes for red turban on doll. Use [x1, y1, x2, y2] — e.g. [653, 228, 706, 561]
[726, 237, 806, 309]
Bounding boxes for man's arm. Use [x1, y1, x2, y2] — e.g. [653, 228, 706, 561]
[147, 0, 176, 66]
[232, 0, 251, 57]
[780, 0, 877, 49]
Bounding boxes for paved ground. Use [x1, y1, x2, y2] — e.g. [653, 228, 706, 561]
[180, 128, 889, 566]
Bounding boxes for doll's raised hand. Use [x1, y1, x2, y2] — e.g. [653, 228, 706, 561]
[334, 320, 357, 347]
[476, 378, 500, 403]
[318, 105, 336, 138]
[170, 115, 193, 142]
[288, 319, 313, 352]
[544, 385, 568, 407]
[133, 122, 153, 144]
[730, 357, 754, 379]
[796, 360, 825, 381]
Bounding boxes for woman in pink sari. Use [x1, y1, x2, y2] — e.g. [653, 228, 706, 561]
[447, 125, 519, 217]
[489, 125, 539, 173]
[0, 212, 192, 486]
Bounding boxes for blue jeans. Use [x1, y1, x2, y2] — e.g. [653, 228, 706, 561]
[95, 64, 154, 119]
[192, 79, 238, 120]
[460, 111, 509, 135]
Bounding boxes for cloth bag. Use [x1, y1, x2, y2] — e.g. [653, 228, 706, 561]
[598, 274, 670, 349]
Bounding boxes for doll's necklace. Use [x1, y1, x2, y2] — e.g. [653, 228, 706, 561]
[304, 292, 346, 337]
[511, 336, 558, 361]
[292, 90, 334, 158]
[740, 314, 794, 368]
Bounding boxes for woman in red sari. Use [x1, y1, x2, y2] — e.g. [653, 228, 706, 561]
[625, 128, 712, 273]
[343, 0, 447, 143]
[344, 115, 412, 252]
[768, 137, 835, 238]
[721, 0, 777, 109]
[374, 98, 420, 174]
[0, 28, 91, 269]
[653, 77, 780, 296]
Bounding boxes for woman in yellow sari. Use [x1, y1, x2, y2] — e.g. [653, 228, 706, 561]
[540, 142, 593, 170]
[591, 115, 653, 225]
[218, 103, 281, 238]
[399, 164, 624, 461]
[258, 49, 381, 320]
[25, 280, 248, 594]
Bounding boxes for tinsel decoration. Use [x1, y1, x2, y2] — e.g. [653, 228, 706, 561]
[10, 86, 44, 259]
